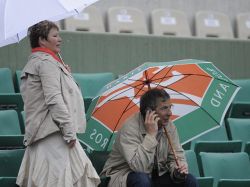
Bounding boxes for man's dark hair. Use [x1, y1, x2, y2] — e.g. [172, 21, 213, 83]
[28, 20, 59, 48]
[140, 88, 170, 119]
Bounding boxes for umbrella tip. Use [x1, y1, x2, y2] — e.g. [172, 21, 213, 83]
[144, 79, 151, 89]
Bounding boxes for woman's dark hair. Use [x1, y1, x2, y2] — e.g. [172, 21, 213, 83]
[140, 88, 170, 119]
[28, 20, 59, 48]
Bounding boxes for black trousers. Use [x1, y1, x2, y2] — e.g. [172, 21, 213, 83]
[127, 171, 199, 187]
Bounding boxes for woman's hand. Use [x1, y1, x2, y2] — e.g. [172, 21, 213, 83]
[65, 64, 71, 73]
[67, 139, 76, 148]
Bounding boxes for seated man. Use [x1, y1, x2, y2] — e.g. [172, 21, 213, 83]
[101, 88, 199, 187]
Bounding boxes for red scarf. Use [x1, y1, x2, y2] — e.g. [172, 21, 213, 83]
[32, 47, 71, 73]
[32, 47, 62, 63]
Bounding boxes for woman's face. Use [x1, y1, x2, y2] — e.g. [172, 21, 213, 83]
[39, 27, 62, 53]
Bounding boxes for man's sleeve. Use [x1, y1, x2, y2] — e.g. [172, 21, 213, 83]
[117, 121, 158, 173]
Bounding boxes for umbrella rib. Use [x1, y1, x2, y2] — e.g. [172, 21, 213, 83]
[115, 83, 145, 123]
[135, 63, 236, 87]
[144, 70, 151, 89]
[92, 81, 147, 115]
[155, 75, 221, 125]
[125, 66, 172, 87]
[155, 65, 174, 87]
[124, 66, 176, 90]
[106, 83, 146, 148]
[17, 34, 20, 42]
[91, 63, 238, 151]
[74, 9, 79, 14]
[148, 67, 236, 87]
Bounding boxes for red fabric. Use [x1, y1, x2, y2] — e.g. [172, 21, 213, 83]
[32, 47, 62, 63]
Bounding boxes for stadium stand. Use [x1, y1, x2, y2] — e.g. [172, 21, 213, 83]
[0, 68, 15, 93]
[185, 150, 214, 187]
[73, 72, 116, 111]
[107, 7, 148, 34]
[64, 6, 105, 33]
[184, 122, 243, 176]
[1, 2, 250, 186]
[0, 68, 24, 133]
[226, 118, 250, 146]
[20, 111, 25, 128]
[151, 9, 191, 37]
[217, 180, 250, 187]
[0, 149, 24, 187]
[0, 177, 18, 187]
[0, 110, 21, 135]
[0, 94, 24, 133]
[187, 122, 236, 150]
[199, 152, 250, 187]
[195, 11, 234, 38]
[194, 140, 242, 177]
[227, 79, 250, 118]
[0, 110, 24, 150]
[0, 135, 24, 150]
[244, 142, 250, 157]
[0, 149, 24, 177]
[14, 70, 21, 93]
[73, 72, 116, 98]
[89, 151, 110, 187]
[236, 12, 250, 39]
[89, 151, 110, 175]
[55, 21, 63, 30]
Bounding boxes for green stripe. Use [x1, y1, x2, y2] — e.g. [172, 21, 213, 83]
[201, 79, 238, 123]
[174, 108, 219, 143]
[78, 118, 112, 151]
[199, 63, 232, 83]
[107, 133, 117, 151]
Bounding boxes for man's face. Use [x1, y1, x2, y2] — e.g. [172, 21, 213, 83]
[154, 98, 172, 128]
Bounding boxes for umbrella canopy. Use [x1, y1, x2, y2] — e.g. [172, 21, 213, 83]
[78, 59, 240, 151]
[0, 0, 99, 47]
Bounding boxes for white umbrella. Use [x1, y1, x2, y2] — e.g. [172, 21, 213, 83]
[0, 0, 100, 47]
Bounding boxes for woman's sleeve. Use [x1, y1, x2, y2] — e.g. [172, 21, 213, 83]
[39, 60, 76, 142]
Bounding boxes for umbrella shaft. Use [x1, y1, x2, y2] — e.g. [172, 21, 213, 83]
[163, 126, 179, 167]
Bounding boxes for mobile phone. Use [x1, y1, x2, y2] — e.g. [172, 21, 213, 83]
[142, 107, 153, 120]
[146, 107, 161, 126]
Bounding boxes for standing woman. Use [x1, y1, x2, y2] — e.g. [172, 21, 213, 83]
[16, 20, 100, 187]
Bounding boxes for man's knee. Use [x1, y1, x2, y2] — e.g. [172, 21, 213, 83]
[127, 172, 151, 187]
[185, 173, 199, 187]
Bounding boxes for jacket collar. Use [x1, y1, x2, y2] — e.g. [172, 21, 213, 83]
[32, 47, 72, 78]
[32, 47, 62, 63]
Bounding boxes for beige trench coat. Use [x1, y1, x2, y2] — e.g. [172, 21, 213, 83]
[20, 51, 86, 145]
[101, 113, 187, 187]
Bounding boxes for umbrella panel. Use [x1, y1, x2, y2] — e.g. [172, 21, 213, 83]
[0, 0, 99, 47]
[79, 60, 239, 151]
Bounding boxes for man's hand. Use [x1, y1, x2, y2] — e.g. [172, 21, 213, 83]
[176, 163, 188, 175]
[173, 163, 188, 181]
[144, 109, 160, 136]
